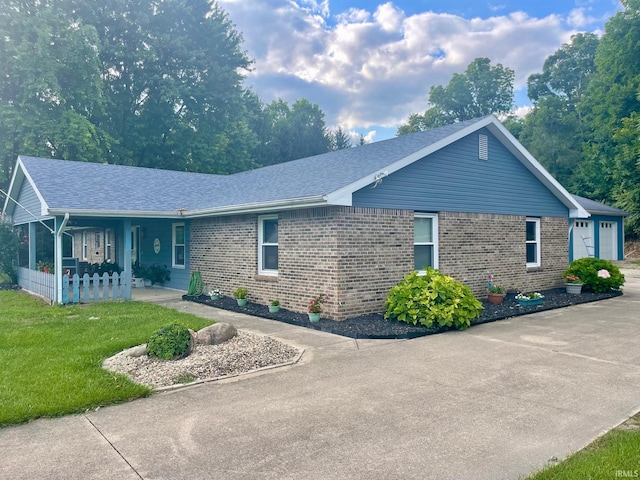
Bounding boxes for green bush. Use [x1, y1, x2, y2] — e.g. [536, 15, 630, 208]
[0, 222, 19, 281]
[385, 269, 483, 331]
[0, 272, 12, 286]
[147, 324, 191, 360]
[563, 258, 625, 293]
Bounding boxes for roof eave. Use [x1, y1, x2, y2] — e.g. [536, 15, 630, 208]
[184, 195, 329, 218]
[46, 208, 185, 218]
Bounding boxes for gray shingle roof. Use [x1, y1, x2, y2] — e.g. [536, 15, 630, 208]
[571, 195, 627, 217]
[17, 117, 484, 215]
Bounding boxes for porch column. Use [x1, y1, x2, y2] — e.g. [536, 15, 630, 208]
[28, 222, 37, 270]
[54, 214, 70, 304]
[122, 218, 132, 299]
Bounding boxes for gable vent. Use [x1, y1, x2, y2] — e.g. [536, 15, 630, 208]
[479, 134, 488, 160]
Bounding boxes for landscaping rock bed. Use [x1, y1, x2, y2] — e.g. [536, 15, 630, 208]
[183, 288, 623, 340]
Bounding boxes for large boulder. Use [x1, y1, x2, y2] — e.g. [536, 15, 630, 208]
[196, 323, 237, 345]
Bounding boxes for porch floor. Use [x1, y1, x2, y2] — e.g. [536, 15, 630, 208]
[130, 286, 185, 303]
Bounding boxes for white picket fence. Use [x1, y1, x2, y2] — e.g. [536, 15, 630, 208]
[17, 267, 131, 304]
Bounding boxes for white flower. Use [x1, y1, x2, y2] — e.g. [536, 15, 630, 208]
[597, 269, 611, 279]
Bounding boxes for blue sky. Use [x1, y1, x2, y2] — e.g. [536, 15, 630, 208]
[219, 0, 620, 142]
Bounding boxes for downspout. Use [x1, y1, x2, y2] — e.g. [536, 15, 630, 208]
[55, 213, 70, 304]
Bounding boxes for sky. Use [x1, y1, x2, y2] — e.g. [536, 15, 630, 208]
[217, 0, 621, 142]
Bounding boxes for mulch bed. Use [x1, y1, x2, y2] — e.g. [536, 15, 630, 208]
[182, 288, 623, 340]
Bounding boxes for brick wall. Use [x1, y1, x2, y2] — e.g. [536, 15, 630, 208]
[190, 208, 569, 320]
[439, 212, 568, 296]
[190, 207, 413, 320]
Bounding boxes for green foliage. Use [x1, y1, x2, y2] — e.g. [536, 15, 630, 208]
[140, 264, 171, 285]
[563, 258, 625, 293]
[270, 299, 280, 307]
[397, 58, 514, 135]
[0, 221, 19, 281]
[0, 272, 12, 286]
[187, 271, 204, 296]
[385, 269, 483, 331]
[36, 260, 54, 274]
[488, 285, 505, 294]
[147, 324, 192, 360]
[233, 287, 248, 299]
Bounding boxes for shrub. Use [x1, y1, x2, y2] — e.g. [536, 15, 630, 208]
[147, 324, 191, 360]
[563, 258, 624, 293]
[0, 222, 19, 282]
[385, 269, 483, 331]
[0, 272, 12, 286]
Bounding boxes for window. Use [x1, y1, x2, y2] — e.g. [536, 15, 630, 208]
[172, 223, 185, 268]
[526, 218, 540, 267]
[82, 231, 88, 260]
[105, 229, 114, 262]
[258, 215, 278, 275]
[414, 214, 438, 271]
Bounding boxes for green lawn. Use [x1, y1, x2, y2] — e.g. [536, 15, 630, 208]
[0, 290, 212, 427]
[527, 414, 640, 479]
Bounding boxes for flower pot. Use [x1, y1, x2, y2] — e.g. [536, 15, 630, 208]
[210, 295, 220, 301]
[565, 283, 583, 295]
[268, 305, 280, 313]
[487, 293, 506, 305]
[236, 298, 247, 307]
[517, 298, 543, 307]
[308, 312, 321, 323]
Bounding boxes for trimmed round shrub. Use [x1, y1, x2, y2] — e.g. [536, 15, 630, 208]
[385, 268, 483, 331]
[147, 324, 191, 360]
[563, 258, 625, 293]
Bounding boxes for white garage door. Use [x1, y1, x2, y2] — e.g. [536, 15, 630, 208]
[572, 220, 594, 260]
[599, 221, 618, 260]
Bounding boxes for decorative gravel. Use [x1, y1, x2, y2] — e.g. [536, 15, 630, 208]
[183, 288, 623, 340]
[103, 331, 302, 389]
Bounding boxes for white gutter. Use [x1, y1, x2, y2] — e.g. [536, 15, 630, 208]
[55, 213, 70, 304]
[171, 195, 328, 218]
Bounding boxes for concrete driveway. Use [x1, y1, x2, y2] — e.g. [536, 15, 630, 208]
[2, 270, 640, 480]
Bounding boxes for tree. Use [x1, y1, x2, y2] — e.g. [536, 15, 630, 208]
[575, 0, 640, 203]
[0, 0, 258, 183]
[256, 98, 330, 166]
[329, 127, 352, 150]
[398, 58, 514, 135]
[516, 33, 599, 188]
[0, 0, 110, 187]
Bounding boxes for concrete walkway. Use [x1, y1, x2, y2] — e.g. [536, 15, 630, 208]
[2, 271, 640, 479]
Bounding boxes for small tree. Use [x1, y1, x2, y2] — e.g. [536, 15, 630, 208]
[0, 221, 19, 282]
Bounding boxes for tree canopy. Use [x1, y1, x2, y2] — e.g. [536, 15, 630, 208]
[0, 0, 333, 190]
[398, 58, 514, 135]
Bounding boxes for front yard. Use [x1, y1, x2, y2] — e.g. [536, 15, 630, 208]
[0, 290, 211, 427]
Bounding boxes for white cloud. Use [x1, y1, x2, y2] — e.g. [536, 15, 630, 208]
[567, 7, 595, 27]
[219, 0, 576, 134]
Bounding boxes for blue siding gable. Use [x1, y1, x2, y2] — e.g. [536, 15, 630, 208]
[353, 128, 568, 217]
[13, 177, 49, 225]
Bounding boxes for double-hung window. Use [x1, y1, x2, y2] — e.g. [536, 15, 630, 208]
[526, 218, 540, 267]
[105, 229, 114, 262]
[172, 223, 185, 268]
[414, 213, 438, 271]
[258, 215, 278, 275]
[82, 231, 88, 260]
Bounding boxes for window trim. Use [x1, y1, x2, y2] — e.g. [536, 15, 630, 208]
[414, 213, 439, 272]
[258, 215, 278, 276]
[526, 217, 541, 268]
[82, 231, 88, 260]
[172, 223, 186, 269]
[105, 228, 114, 263]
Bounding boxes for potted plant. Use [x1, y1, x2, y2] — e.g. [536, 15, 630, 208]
[141, 264, 170, 286]
[307, 293, 328, 322]
[269, 299, 280, 313]
[131, 262, 145, 288]
[564, 274, 583, 294]
[209, 288, 221, 301]
[515, 292, 544, 307]
[487, 285, 506, 304]
[233, 287, 248, 306]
